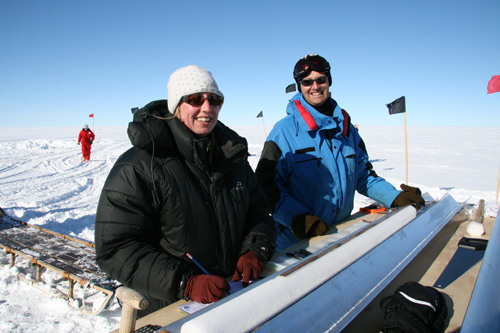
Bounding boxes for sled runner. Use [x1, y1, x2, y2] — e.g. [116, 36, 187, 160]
[0, 207, 117, 315]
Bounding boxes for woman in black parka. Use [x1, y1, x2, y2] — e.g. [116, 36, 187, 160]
[95, 65, 276, 313]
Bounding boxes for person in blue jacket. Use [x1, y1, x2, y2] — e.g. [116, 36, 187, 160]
[256, 54, 425, 252]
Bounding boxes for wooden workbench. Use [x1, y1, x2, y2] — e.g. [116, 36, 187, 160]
[110, 210, 494, 333]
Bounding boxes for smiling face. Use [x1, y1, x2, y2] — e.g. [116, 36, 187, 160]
[177, 93, 221, 137]
[300, 70, 330, 107]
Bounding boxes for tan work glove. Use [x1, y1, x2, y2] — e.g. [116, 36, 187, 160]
[291, 213, 328, 239]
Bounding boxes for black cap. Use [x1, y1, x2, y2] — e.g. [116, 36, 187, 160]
[293, 54, 332, 92]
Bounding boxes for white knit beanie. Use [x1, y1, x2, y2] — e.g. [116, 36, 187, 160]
[167, 65, 224, 114]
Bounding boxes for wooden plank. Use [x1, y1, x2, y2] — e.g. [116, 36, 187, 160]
[279, 206, 405, 277]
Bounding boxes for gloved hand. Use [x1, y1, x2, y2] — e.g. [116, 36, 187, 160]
[232, 251, 265, 287]
[291, 213, 328, 240]
[184, 274, 230, 304]
[392, 184, 425, 209]
[89, 140, 93, 144]
[77, 142, 80, 145]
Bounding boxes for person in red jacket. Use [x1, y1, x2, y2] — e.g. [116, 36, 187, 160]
[77, 124, 95, 162]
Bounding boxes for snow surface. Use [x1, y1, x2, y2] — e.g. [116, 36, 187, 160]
[0, 126, 499, 333]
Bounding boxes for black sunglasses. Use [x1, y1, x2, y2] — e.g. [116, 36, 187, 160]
[181, 93, 224, 107]
[300, 76, 329, 87]
[294, 55, 331, 79]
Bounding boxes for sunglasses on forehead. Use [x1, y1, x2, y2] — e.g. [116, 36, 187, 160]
[300, 76, 329, 87]
[294, 55, 331, 79]
[181, 93, 224, 107]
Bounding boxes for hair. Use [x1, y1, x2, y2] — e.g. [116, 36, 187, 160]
[149, 106, 179, 121]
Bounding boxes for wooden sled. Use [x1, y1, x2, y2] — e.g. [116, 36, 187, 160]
[0, 207, 117, 315]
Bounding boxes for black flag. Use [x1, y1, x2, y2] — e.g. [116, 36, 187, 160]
[257, 111, 263, 118]
[386, 96, 406, 115]
[285, 83, 296, 93]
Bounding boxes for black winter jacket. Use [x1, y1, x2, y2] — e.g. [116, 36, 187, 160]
[95, 100, 276, 306]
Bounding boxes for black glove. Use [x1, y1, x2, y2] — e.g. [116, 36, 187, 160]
[291, 213, 328, 240]
[392, 184, 425, 209]
[89, 140, 93, 144]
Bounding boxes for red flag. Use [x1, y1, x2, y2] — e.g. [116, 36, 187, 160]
[89, 114, 94, 118]
[487, 75, 500, 94]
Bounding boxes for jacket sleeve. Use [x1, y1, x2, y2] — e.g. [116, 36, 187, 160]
[255, 140, 282, 211]
[352, 129, 400, 207]
[239, 162, 277, 261]
[77, 131, 82, 143]
[95, 153, 197, 303]
[256, 140, 310, 230]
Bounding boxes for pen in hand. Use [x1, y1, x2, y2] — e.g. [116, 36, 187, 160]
[186, 253, 211, 275]
[185, 253, 231, 300]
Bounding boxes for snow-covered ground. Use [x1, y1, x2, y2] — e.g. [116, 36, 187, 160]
[0, 125, 499, 332]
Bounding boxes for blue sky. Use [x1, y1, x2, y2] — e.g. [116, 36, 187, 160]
[1, 0, 499, 129]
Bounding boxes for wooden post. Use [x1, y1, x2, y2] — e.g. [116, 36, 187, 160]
[116, 286, 149, 333]
[474, 199, 485, 224]
[36, 264, 42, 282]
[68, 279, 74, 299]
[10, 252, 15, 267]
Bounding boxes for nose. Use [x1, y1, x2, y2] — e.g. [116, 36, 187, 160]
[200, 98, 211, 111]
[311, 80, 321, 89]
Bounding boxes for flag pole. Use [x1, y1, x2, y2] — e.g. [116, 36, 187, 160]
[261, 114, 267, 138]
[92, 115, 94, 133]
[386, 96, 407, 185]
[496, 160, 500, 203]
[404, 112, 408, 185]
[257, 111, 267, 138]
[487, 75, 500, 202]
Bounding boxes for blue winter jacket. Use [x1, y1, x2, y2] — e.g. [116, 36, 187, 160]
[256, 94, 400, 251]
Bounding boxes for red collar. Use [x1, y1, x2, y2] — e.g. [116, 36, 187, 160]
[294, 100, 349, 136]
